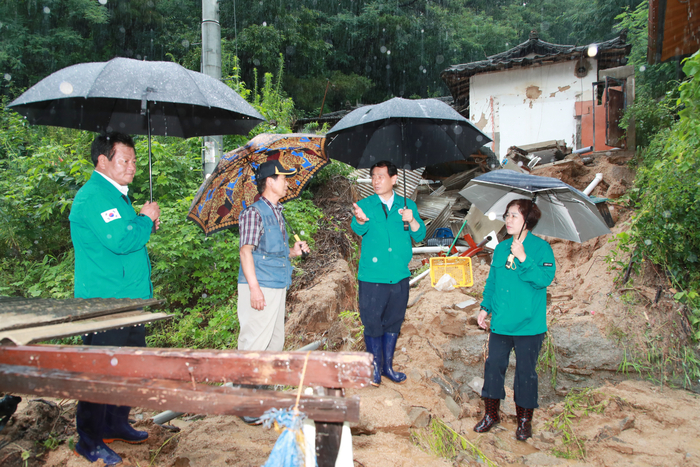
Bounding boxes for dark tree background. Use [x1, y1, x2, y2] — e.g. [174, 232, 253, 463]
[1, 0, 642, 114]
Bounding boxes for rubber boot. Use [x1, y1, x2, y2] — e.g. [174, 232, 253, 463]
[75, 402, 122, 465]
[380, 333, 406, 383]
[102, 405, 148, 444]
[515, 405, 534, 441]
[473, 398, 501, 433]
[237, 385, 265, 425]
[364, 335, 383, 387]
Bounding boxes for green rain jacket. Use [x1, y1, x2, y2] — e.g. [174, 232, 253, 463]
[480, 233, 555, 336]
[69, 172, 154, 299]
[351, 193, 426, 284]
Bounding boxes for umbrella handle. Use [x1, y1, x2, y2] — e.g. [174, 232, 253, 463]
[293, 234, 309, 259]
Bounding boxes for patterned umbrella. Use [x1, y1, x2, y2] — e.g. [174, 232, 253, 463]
[187, 134, 328, 235]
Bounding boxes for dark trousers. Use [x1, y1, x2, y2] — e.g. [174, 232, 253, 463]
[482, 332, 545, 409]
[77, 325, 146, 442]
[358, 278, 409, 337]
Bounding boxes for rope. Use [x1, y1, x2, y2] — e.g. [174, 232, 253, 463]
[293, 351, 312, 414]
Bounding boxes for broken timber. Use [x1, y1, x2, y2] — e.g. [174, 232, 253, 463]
[0, 346, 371, 423]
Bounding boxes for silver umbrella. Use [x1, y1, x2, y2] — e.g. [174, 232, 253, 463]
[459, 170, 610, 243]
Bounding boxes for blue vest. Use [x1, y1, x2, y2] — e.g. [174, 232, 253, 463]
[238, 200, 292, 289]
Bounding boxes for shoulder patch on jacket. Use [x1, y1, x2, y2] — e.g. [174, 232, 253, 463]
[101, 208, 121, 223]
[543, 262, 553, 267]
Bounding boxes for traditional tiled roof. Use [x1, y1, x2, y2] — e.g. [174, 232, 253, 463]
[440, 30, 632, 113]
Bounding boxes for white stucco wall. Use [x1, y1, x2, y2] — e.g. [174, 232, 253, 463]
[469, 60, 597, 158]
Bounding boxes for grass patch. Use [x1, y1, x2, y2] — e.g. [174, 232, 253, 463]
[411, 417, 497, 466]
[537, 331, 557, 388]
[546, 388, 606, 460]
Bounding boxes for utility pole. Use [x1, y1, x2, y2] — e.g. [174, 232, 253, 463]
[201, 0, 223, 179]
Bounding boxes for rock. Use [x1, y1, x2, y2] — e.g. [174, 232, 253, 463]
[468, 377, 484, 395]
[595, 425, 621, 441]
[523, 452, 565, 465]
[454, 299, 477, 309]
[408, 369, 423, 382]
[619, 415, 635, 431]
[407, 407, 430, 428]
[458, 383, 472, 402]
[352, 387, 411, 436]
[444, 396, 461, 419]
[538, 431, 556, 444]
[431, 376, 455, 397]
[550, 321, 623, 372]
[439, 310, 468, 336]
[606, 443, 634, 455]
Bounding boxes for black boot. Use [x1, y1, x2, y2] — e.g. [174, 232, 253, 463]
[364, 335, 383, 387]
[237, 385, 266, 425]
[381, 333, 406, 383]
[515, 405, 534, 441]
[75, 402, 122, 465]
[473, 398, 500, 433]
[103, 405, 148, 444]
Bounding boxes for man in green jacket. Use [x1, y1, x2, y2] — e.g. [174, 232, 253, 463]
[351, 160, 426, 386]
[69, 132, 160, 466]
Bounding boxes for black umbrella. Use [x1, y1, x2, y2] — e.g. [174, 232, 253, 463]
[8, 57, 265, 202]
[325, 97, 491, 229]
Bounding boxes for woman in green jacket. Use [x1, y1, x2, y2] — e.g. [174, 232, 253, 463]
[473, 199, 556, 440]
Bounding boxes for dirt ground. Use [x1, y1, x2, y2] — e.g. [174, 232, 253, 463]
[3, 153, 700, 466]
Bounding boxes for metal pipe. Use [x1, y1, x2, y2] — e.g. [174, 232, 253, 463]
[412, 246, 468, 254]
[202, 0, 223, 178]
[572, 146, 593, 155]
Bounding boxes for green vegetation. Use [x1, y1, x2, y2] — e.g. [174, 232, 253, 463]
[2, 0, 644, 113]
[411, 417, 497, 466]
[0, 60, 327, 350]
[613, 52, 700, 342]
[546, 388, 607, 460]
[537, 331, 558, 388]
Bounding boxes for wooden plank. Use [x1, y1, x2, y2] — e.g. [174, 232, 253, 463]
[0, 297, 164, 331]
[0, 346, 373, 389]
[0, 311, 172, 346]
[0, 364, 360, 423]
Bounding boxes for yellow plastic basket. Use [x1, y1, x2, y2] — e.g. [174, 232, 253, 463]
[429, 256, 473, 288]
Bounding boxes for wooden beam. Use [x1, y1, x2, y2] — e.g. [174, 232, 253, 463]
[0, 364, 360, 423]
[0, 311, 172, 346]
[0, 346, 373, 389]
[0, 297, 164, 332]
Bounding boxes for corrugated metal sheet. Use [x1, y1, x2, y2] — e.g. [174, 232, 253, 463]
[415, 195, 452, 220]
[425, 202, 454, 242]
[350, 167, 425, 201]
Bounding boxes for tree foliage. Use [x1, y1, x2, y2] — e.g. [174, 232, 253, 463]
[2, 0, 644, 112]
[621, 52, 700, 339]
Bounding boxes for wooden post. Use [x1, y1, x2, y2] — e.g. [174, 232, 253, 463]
[315, 387, 344, 466]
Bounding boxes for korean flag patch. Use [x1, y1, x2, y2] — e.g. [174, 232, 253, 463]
[101, 208, 121, 223]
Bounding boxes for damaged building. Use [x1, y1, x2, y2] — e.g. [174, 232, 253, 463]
[440, 30, 633, 158]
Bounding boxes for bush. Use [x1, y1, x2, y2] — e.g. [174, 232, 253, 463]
[621, 51, 700, 339]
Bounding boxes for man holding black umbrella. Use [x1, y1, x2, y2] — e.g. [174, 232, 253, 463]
[351, 160, 426, 387]
[70, 132, 160, 465]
